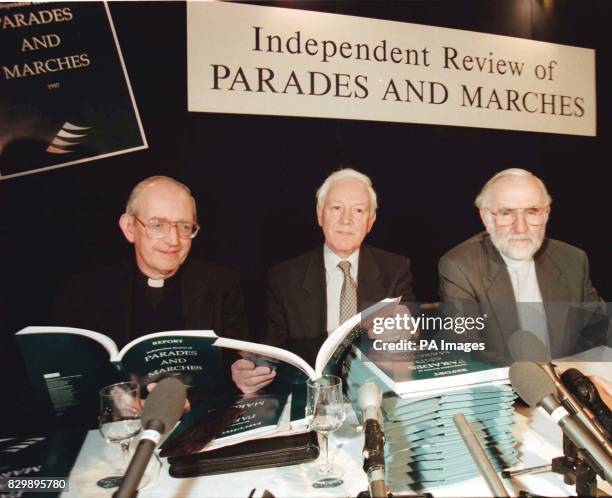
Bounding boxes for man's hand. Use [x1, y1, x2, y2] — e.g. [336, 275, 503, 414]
[231, 358, 276, 394]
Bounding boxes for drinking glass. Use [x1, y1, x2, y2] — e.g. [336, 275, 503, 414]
[98, 381, 142, 483]
[305, 375, 346, 487]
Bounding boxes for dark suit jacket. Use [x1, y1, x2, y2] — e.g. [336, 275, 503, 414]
[438, 232, 606, 359]
[264, 245, 415, 364]
[51, 259, 249, 347]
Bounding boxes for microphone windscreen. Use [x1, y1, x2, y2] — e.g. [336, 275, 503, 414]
[358, 382, 382, 411]
[141, 377, 186, 434]
[509, 362, 556, 408]
[507, 330, 550, 362]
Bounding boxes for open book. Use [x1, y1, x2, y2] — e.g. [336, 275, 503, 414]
[213, 297, 400, 381]
[15, 327, 222, 427]
[160, 298, 401, 455]
[15, 298, 398, 446]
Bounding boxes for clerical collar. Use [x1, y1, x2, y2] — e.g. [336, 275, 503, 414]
[148, 278, 164, 288]
[134, 267, 178, 289]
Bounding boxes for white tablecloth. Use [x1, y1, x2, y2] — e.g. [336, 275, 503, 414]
[63, 350, 612, 497]
[63, 409, 611, 497]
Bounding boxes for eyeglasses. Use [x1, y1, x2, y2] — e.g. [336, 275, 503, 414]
[133, 217, 200, 239]
[486, 207, 548, 227]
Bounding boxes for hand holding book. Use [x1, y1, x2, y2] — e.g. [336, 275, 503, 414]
[231, 353, 277, 394]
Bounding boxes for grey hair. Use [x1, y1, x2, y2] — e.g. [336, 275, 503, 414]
[125, 175, 196, 218]
[316, 168, 378, 213]
[475, 168, 552, 209]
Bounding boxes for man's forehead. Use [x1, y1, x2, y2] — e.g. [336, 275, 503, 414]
[138, 183, 195, 217]
[489, 176, 544, 207]
[326, 178, 370, 204]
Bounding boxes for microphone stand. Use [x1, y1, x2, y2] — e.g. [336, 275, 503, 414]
[503, 434, 598, 497]
[504, 363, 607, 497]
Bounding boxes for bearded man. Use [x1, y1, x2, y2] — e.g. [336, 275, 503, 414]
[438, 168, 605, 359]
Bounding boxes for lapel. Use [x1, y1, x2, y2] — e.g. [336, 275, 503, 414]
[535, 240, 570, 356]
[535, 240, 569, 302]
[357, 245, 386, 310]
[482, 236, 520, 340]
[181, 262, 213, 329]
[299, 247, 327, 336]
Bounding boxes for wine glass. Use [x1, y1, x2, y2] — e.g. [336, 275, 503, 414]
[305, 375, 346, 488]
[98, 382, 142, 486]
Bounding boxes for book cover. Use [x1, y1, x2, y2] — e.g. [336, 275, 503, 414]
[15, 327, 223, 428]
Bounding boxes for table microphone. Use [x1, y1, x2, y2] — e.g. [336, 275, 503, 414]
[509, 362, 612, 483]
[561, 367, 612, 438]
[541, 363, 612, 458]
[506, 329, 550, 363]
[358, 383, 386, 498]
[506, 330, 612, 455]
[114, 377, 187, 498]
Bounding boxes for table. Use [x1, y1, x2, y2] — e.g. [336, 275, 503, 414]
[63, 407, 611, 497]
[60, 347, 612, 497]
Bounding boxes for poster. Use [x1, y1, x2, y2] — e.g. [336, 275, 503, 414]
[0, 2, 147, 180]
[188, 2, 596, 137]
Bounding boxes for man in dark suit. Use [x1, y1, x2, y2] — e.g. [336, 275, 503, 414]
[52, 175, 248, 346]
[232, 168, 414, 393]
[439, 168, 606, 360]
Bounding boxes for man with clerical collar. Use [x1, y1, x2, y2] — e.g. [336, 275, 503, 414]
[52, 175, 248, 348]
[231, 168, 415, 393]
[438, 168, 606, 359]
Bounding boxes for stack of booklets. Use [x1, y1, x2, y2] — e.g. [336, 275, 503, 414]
[345, 347, 519, 492]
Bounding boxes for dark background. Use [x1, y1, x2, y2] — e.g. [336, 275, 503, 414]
[1, 0, 610, 428]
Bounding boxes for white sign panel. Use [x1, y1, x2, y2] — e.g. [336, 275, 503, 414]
[187, 1, 596, 136]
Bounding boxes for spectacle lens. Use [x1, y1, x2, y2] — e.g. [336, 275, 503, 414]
[491, 208, 547, 227]
[134, 217, 200, 239]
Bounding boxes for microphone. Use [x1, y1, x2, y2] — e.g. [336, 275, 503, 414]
[358, 383, 386, 498]
[507, 329, 550, 363]
[453, 412, 509, 497]
[506, 330, 612, 456]
[509, 362, 612, 483]
[541, 364, 612, 458]
[114, 378, 187, 498]
[561, 368, 612, 439]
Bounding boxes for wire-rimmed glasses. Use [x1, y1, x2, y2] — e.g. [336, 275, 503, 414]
[133, 216, 200, 239]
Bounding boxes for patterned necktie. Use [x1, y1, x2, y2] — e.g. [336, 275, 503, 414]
[338, 260, 357, 325]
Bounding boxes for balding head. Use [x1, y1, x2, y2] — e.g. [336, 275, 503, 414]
[125, 175, 196, 220]
[475, 168, 551, 210]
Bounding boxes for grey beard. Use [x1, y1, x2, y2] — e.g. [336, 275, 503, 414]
[487, 226, 544, 261]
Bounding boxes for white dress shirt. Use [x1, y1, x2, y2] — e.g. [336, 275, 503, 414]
[502, 255, 550, 351]
[324, 245, 359, 333]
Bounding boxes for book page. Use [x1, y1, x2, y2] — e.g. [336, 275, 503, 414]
[14, 326, 120, 427]
[16, 325, 118, 357]
[315, 297, 401, 377]
[117, 330, 221, 390]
